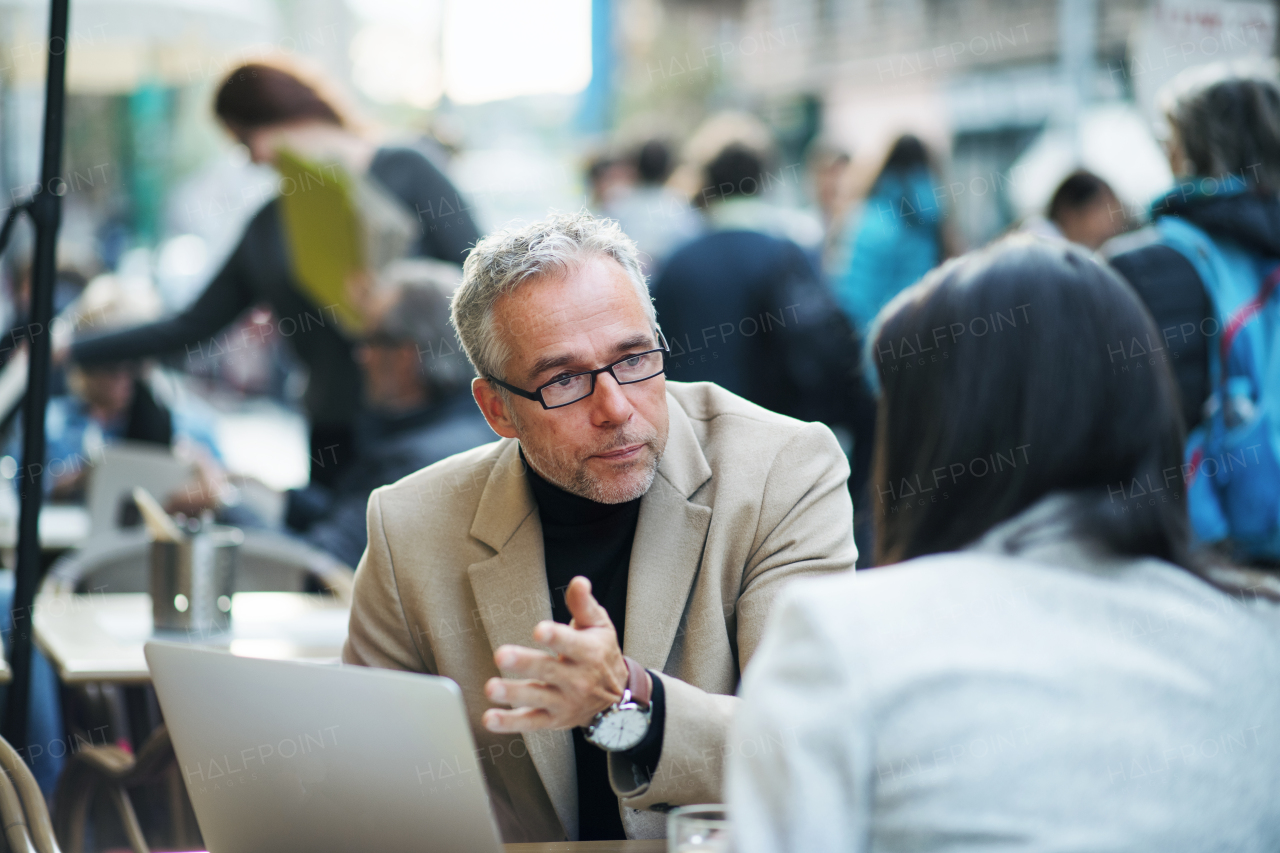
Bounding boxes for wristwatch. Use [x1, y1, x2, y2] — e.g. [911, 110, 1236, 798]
[583, 657, 652, 752]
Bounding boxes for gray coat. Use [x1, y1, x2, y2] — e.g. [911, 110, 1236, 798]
[729, 493, 1280, 852]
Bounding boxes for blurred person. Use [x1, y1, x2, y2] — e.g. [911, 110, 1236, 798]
[831, 134, 949, 335]
[676, 112, 824, 255]
[805, 137, 854, 261]
[729, 237, 1280, 852]
[1105, 60, 1280, 562]
[605, 140, 702, 276]
[344, 213, 856, 841]
[1022, 169, 1127, 250]
[282, 260, 493, 569]
[653, 141, 877, 560]
[585, 153, 635, 214]
[11, 274, 223, 504]
[66, 59, 481, 488]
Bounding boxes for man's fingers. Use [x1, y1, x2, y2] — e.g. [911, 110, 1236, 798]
[534, 621, 610, 663]
[564, 576, 612, 630]
[482, 706, 555, 733]
[484, 677, 561, 712]
[494, 644, 557, 675]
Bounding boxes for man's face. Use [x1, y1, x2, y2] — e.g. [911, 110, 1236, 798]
[475, 256, 669, 504]
[79, 365, 136, 419]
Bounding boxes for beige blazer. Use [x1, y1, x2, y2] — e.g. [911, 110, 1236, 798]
[342, 381, 856, 841]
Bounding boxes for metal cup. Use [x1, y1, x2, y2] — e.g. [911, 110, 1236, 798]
[150, 525, 242, 634]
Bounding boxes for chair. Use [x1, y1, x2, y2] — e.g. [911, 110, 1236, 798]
[0, 730, 62, 853]
[42, 529, 354, 603]
[45, 531, 353, 852]
[51, 728, 179, 853]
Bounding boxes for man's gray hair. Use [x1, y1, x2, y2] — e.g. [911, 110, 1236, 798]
[1160, 58, 1280, 191]
[451, 212, 655, 382]
[377, 258, 472, 396]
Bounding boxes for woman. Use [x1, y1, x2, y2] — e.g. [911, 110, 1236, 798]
[831, 134, 950, 335]
[728, 237, 1280, 851]
[69, 60, 480, 485]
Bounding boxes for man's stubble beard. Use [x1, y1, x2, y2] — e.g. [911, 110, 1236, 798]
[514, 409, 668, 504]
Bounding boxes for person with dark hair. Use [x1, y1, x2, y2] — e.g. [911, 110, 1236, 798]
[282, 260, 493, 569]
[727, 236, 1280, 851]
[605, 139, 701, 275]
[66, 59, 481, 487]
[653, 135, 877, 561]
[1105, 60, 1280, 561]
[1035, 169, 1127, 250]
[830, 133, 951, 335]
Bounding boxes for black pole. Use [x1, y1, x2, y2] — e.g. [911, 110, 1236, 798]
[3, 0, 69, 752]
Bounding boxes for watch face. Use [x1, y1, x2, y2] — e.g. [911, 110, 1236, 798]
[591, 707, 650, 751]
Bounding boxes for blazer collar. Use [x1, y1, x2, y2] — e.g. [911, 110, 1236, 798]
[622, 394, 713, 669]
[466, 440, 576, 839]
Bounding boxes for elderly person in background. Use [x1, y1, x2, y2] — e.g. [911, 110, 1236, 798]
[343, 212, 856, 842]
[283, 260, 493, 569]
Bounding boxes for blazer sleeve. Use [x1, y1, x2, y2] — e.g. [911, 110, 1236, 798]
[726, 584, 871, 853]
[342, 489, 437, 673]
[609, 422, 857, 809]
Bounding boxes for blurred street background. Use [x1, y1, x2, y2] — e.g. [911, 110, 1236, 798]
[0, 0, 1273, 491]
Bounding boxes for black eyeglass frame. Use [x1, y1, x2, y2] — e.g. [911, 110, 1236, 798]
[486, 329, 669, 410]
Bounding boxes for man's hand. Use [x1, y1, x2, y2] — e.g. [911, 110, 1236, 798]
[482, 576, 630, 733]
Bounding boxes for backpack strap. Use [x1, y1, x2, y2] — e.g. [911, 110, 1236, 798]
[1156, 216, 1280, 425]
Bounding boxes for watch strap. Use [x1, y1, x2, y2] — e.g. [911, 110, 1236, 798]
[623, 656, 651, 708]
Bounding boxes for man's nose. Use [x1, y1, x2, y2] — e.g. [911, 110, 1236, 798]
[590, 372, 633, 425]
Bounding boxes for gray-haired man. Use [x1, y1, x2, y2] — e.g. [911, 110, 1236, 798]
[343, 212, 857, 841]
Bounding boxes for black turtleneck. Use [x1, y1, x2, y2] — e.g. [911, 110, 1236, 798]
[524, 455, 665, 840]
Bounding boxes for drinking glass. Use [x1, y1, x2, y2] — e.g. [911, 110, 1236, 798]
[667, 804, 730, 852]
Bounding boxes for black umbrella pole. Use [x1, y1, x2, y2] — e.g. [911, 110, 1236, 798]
[3, 0, 70, 753]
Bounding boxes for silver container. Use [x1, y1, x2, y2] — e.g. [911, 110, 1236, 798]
[150, 525, 242, 634]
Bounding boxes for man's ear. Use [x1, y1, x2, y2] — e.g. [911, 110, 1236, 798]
[472, 376, 519, 439]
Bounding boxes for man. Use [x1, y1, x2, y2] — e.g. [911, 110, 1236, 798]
[1021, 169, 1126, 251]
[343, 213, 856, 841]
[284, 260, 494, 569]
[654, 138, 877, 565]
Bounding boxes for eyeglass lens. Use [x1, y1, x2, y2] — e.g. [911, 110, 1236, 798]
[541, 350, 664, 407]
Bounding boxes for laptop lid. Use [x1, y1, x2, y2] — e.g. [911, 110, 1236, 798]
[145, 642, 504, 853]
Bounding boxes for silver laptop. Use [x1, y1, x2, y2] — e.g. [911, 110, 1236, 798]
[145, 642, 504, 853]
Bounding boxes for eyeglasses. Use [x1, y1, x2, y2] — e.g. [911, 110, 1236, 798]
[487, 330, 669, 410]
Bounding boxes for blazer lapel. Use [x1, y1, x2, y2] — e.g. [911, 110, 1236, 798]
[466, 440, 577, 840]
[623, 394, 713, 671]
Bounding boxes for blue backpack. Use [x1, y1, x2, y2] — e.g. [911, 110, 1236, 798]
[1158, 216, 1280, 562]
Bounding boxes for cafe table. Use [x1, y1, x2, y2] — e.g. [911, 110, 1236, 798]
[33, 591, 349, 683]
[184, 844, 665, 852]
[505, 843, 665, 851]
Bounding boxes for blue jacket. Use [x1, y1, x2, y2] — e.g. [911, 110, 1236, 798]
[833, 169, 944, 334]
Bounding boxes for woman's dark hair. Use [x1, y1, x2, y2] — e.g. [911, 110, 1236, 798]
[214, 62, 348, 133]
[1162, 60, 1280, 191]
[1047, 169, 1115, 223]
[878, 134, 931, 178]
[870, 236, 1193, 569]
